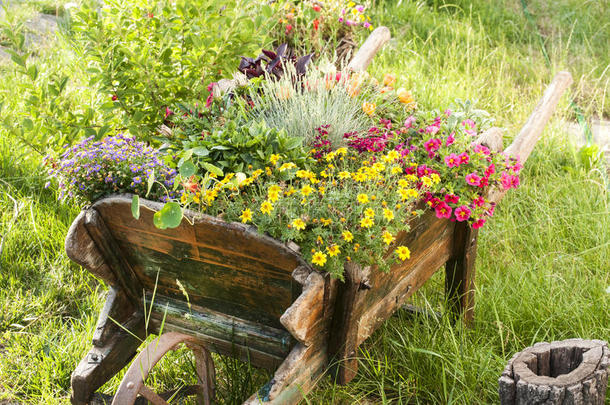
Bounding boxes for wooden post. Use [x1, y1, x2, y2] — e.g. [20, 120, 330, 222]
[445, 222, 478, 325]
[347, 26, 391, 72]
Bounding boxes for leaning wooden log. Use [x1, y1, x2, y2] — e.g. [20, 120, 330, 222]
[499, 339, 609, 404]
[347, 26, 391, 72]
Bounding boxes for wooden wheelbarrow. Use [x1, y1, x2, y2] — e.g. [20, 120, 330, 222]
[65, 27, 573, 404]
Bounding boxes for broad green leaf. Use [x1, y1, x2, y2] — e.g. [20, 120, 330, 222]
[284, 137, 304, 150]
[146, 169, 155, 197]
[179, 160, 196, 177]
[153, 202, 183, 229]
[131, 195, 140, 220]
[191, 147, 209, 157]
[202, 162, 223, 177]
[22, 118, 33, 131]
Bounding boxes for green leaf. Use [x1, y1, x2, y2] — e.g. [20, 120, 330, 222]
[284, 137, 304, 150]
[146, 169, 155, 197]
[22, 118, 33, 131]
[202, 162, 223, 177]
[179, 160, 196, 177]
[131, 195, 140, 220]
[153, 202, 183, 229]
[191, 147, 209, 157]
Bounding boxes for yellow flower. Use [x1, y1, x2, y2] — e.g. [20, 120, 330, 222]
[382, 231, 395, 245]
[398, 188, 410, 201]
[353, 243, 360, 252]
[285, 186, 296, 196]
[431, 173, 440, 184]
[265, 167, 273, 176]
[383, 208, 394, 221]
[406, 174, 418, 182]
[336, 147, 347, 156]
[260, 200, 273, 215]
[311, 251, 327, 267]
[353, 172, 367, 182]
[269, 154, 281, 165]
[372, 162, 385, 172]
[279, 162, 296, 171]
[364, 208, 375, 218]
[396, 88, 414, 104]
[268, 184, 282, 202]
[406, 188, 418, 198]
[338, 171, 351, 179]
[357, 193, 369, 204]
[384, 150, 400, 163]
[398, 179, 409, 188]
[321, 217, 333, 226]
[395, 246, 411, 261]
[301, 185, 313, 196]
[292, 218, 306, 230]
[391, 166, 403, 175]
[360, 217, 374, 228]
[362, 101, 376, 116]
[342, 230, 354, 242]
[327, 245, 340, 257]
[318, 186, 326, 196]
[383, 73, 396, 87]
[421, 176, 433, 187]
[240, 208, 253, 223]
[180, 194, 187, 204]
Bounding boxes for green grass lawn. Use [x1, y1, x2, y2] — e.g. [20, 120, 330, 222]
[1, 0, 608, 403]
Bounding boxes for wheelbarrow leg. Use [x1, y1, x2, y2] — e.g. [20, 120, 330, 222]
[71, 288, 145, 405]
[445, 222, 478, 326]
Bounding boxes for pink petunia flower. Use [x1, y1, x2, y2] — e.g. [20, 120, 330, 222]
[446, 132, 455, 146]
[474, 144, 490, 155]
[445, 194, 460, 204]
[435, 202, 453, 219]
[465, 173, 481, 186]
[459, 152, 470, 165]
[473, 195, 485, 207]
[454, 206, 471, 222]
[444, 153, 460, 168]
[472, 218, 486, 229]
[462, 119, 477, 136]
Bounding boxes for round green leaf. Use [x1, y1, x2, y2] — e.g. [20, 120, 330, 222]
[179, 160, 196, 177]
[153, 202, 183, 229]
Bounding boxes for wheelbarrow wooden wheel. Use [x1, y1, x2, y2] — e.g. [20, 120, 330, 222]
[112, 332, 215, 405]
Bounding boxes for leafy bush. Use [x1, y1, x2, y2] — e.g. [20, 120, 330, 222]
[66, 0, 278, 138]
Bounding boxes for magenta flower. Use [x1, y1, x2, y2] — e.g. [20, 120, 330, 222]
[356, 5, 365, 12]
[465, 172, 481, 186]
[435, 202, 453, 219]
[425, 124, 440, 135]
[164, 106, 174, 119]
[474, 144, 490, 155]
[459, 152, 470, 164]
[484, 163, 496, 177]
[472, 218, 486, 229]
[444, 109, 452, 116]
[424, 138, 442, 153]
[462, 119, 477, 136]
[454, 206, 471, 222]
[444, 153, 460, 168]
[445, 194, 459, 204]
[446, 132, 455, 146]
[404, 115, 416, 129]
[473, 195, 485, 207]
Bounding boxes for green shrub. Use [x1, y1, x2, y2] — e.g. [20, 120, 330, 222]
[66, 0, 278, 139]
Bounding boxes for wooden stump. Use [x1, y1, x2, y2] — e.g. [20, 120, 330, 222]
[499, 339, 609, 404]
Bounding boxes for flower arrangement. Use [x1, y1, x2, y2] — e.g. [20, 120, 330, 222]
[48, 56, 521, 279]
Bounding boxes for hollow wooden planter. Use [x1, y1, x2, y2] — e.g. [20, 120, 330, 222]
[66, 193, 477, 405]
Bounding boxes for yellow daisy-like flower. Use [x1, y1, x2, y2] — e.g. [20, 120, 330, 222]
[318, 186, 326, 196]
[353, 172, 367, 182]
[383, 73, 396, 87]
[336, 147, 347, 156]
[279, 162, 296, 171]
[301, 185, 313, 196]
[320, 170, 329, 178]
[321, 218, 332, 226]
[267, 185, 282, 202]
[260, 200, 273, 215]
[406, 188, 418, 198]
[396, 88, 414, 104]
[364, 208, 375, 218]
[265, 167, 273, 176]
[342, 230, 354, 242]
[430, 173, 441, 184]
[383, 208, 394, 221]
[398, 188, 410, 201]
[372, 162, 385, 172]
[327, 245, 340, 257]
[382, 231, 395, 245]
[391, 166, 403, 175]
[338, 171, 351, 179]
[421, 176, 433, 187]
[384, 150, 400, 162]
[398, 179, 409, 188]
[395, 246, 411, 261]
[360, 217, 374, 228]
[285, 186, 296, 196]
[353, 243, 360, 252]
[311, 251, 327, 267]
[406, 174, 418, 182]
[292, 218, 306, 230]
[240, 208, 253, 223]
[180, 193, 187, 204]
[357, 193, 369, 204]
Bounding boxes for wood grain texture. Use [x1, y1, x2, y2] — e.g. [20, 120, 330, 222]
[347, 26, 391, 71]
[475, 127, 504, 152]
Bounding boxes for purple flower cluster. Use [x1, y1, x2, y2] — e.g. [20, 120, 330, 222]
[45, 134, 179, 203]
[311, 125, 333, 159]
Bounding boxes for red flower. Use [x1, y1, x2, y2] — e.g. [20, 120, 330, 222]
[454, 206, 471, 222]
[313, 18, 320, 31]
[286, 24, 293, 34]
[111, 94, 118, 101]
[183, 177, 199, 193]
[435, 202, 452, 219]
[312, 4, 321, 12]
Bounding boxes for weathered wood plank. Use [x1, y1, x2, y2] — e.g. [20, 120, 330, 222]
[243, 342, 329, 404]
[347, 26, 391, 72]
[445, 222, 478, 325]
[71, 312, 146, 405]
